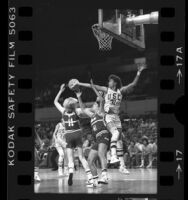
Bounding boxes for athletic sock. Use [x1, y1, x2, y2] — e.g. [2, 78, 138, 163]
[69, 167, 74, 173]
[110, 141, 117, 157]
[86, 169, 93, 181]
[58, 164, 63, 169]
[140, 159, 144, 166]
[93, 175, 99, 184]
[101, 168, 107, 177]
[117, 149, 125, 167]
[35, 166, 39, 174]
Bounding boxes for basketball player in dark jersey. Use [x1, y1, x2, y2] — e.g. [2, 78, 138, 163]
[77, 64, 146, 173]
[75, 80, 111, 187]
[54, 84, 92, 186]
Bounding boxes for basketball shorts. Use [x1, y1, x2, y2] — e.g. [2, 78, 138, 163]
[91, 131, 111, 151]
[55, 139, 67, 149]
[65, 130, 83, 149]
[104, 113, 122, 129]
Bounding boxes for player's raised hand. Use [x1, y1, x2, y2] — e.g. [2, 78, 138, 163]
[60, 83, 65, 92]
[137, 63, 147, 72]
[62, 141, 67, 148]
[49, 144, 55, 150]
[90, 79, 95, 88]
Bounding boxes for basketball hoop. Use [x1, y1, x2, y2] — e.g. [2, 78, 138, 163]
[92, 24, 113, 51]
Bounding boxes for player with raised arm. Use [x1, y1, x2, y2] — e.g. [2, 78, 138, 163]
[51, 120, 69, 176]
[54, 84, 92, 186]
[75, 79, 111, 187]
[77, 64, 146, 173]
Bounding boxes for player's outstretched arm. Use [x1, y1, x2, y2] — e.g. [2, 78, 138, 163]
[75, 90, 85, 111]
[90, 79, 104, 113]
[120, 64, 147, 95]
[90, 79, 104, 101]
[75, 91, 94, 118]
[78, 81, 108, 93]
[54, 84, 66, 113]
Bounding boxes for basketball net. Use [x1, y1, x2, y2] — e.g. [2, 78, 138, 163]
[92, 24, 113, 51]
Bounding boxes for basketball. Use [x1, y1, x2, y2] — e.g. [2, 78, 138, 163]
[68, 79, 80, 91]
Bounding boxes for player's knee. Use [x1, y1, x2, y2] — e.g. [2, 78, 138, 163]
[111, 130, 119, 142]
[59, 150, 64, 156]
[87, 156, 93, 166]
[107, 123, 115, 132]
[59, 154, 64, 162]
[98, 150, 105, 159]
[117, 140, 123, 148]
[78, 155, 85, 162]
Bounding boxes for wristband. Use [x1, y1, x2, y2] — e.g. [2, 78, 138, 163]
[76, 92, 81, 97]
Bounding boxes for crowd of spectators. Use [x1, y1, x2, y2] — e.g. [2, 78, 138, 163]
[121, 117, 157, 168]
[35, 84, 59, 108]
[35, 115, 157, 169]
[35, 84, 98, 108]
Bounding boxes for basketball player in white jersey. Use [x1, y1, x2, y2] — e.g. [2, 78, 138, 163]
[51, 120, 69, 176]
[77, 64, 146, 173]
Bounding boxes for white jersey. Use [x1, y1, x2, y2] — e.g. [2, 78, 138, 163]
[54, 122, 65, 144]
[104, 88, 123, 114]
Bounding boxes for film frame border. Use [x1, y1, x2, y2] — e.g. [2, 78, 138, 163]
[7, 0, 185, 200]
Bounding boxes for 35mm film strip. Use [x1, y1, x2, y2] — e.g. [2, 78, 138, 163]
[7, 0, 185, 200]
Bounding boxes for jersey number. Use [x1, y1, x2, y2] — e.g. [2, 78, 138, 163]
[111, 99, 116, 105]
[68, 118, 74, 127]
[93, 125, 97, 131]
[108, 93, 121, 105]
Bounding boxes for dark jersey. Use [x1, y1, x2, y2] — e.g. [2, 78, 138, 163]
[62, 111, 81, 133]
[91, 113, 108, 138]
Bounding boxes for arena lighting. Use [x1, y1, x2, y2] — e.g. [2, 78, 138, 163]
[123, 119, 137, 121]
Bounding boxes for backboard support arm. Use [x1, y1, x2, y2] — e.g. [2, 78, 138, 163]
[98, 9, 103, 27]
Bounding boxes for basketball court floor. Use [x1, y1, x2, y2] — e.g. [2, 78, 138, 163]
[35, 168, 157, 194]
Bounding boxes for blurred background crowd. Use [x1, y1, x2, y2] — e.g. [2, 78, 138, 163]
[35, 115, 157, 170]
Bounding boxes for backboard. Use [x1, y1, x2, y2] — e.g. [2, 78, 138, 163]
[97, 9, 158, 50]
